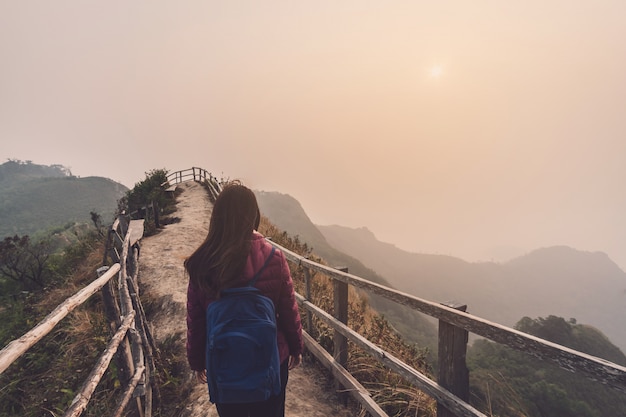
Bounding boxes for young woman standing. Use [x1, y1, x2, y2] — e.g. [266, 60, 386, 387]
[185, 182, 303, 417]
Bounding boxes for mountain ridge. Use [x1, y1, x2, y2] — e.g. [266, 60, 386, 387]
[0, 161, 128, 238]
[318, 224, 626, 353]
[252, 189, 626, 355]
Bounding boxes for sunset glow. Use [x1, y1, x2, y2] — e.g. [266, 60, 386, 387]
[429, 65, 443, 78]
[1, 1, 626, 272]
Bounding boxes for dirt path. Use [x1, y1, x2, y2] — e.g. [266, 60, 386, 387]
[138, 181, 351, 417]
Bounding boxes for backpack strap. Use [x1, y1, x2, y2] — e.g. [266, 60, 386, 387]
[248, 246, 276, 288]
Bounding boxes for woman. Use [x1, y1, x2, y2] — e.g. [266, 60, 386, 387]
[185, 182, 303, 417]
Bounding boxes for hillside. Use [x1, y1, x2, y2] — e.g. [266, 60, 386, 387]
[319, 224, 626, 355]
[0, 161, 127, 238]
[0, 160, 70, 183]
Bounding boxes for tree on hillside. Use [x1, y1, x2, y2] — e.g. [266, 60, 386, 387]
[0, 235, 52, 291]
[119, 168, 169, 216]
[468, 316, 626, 417]
[516, 315, 626, 365]
[515, 316, 573, 346]
[90, 211, 106, 237]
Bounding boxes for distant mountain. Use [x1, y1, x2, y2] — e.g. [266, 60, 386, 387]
[255, 190, 330, 259]
[0, 160, 128, 238]
[254, 188, 626, 355]
[254, 190, 438, 348]
[319, 224, 626, 355]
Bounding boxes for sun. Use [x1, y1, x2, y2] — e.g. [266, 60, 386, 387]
[429, 65, 443, 79]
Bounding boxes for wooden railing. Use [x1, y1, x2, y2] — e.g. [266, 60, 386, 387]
[0, 215, 156, 417]
[162, 167, 222, 201]
[163, 166, 211, 185]
[0, 167, 221, 416]
[269, 241, 626, 417]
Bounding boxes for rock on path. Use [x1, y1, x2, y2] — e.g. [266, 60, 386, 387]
[137, 181, 351, 417]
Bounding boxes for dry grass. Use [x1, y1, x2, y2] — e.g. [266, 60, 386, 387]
[0, 236, 120, 417]
[259, 218, 437, 417]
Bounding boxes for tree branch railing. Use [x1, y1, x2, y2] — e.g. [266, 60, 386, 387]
[268, 240, 626, 417]
[0, 215, 156, 417]
[0, 263, 121, 375]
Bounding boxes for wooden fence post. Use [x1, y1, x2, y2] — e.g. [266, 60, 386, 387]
[333, 267, 349, 366]
[304, 267, 314, 336]
[334, 267, 349, 404]
[118, 216, 129, 238]
[437, 302, 469, 417]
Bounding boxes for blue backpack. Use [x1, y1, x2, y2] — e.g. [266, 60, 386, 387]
[205, 247, 281, 404]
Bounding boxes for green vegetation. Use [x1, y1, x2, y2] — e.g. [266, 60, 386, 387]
[0, 229, 119, 417]
[468, 315, 626, 417]
[0, 159, 69, 183]
[117, 168, 173, 235]
[118, 168, 168, 214]
[0, 160, 127, 238]
[0, 235, 52, 291]
[0, 166, 176, 416]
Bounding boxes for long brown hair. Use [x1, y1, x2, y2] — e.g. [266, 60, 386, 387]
[184, 181, 261, 295]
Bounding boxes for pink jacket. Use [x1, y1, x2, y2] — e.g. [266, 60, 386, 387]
[186, 232, 304, 371]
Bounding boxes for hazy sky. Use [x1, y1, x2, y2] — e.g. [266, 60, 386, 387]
[2, 1, 626, 269]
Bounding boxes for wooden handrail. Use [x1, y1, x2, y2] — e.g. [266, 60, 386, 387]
[268, 238, 626, 414]
[0, 263, 121, 374]
[161, 167, 222, 201]
[302, 332, 390, 417]
[162, 167, 213, 187]
[296, 294, 487, 417]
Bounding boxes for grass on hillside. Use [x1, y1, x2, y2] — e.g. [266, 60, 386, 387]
[0, 237, 122, 417]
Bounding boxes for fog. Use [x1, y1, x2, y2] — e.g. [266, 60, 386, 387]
[2, 1, 626, 269]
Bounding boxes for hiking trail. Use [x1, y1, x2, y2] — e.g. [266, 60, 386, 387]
[138, 181, 351, 417]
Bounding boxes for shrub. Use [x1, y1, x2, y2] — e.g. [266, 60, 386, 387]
[119, 168, 169, 216]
